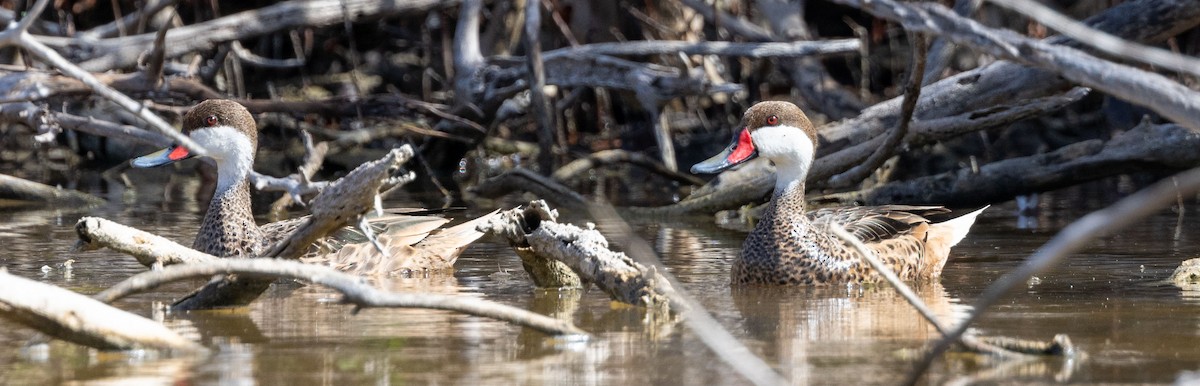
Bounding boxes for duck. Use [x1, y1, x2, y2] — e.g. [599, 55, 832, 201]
[130, 99, 489, 275]
[691, 101, 985, 285]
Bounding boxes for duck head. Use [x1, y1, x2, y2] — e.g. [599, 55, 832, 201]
[132, 99, 258, 193]
[691, 101, 817, 189]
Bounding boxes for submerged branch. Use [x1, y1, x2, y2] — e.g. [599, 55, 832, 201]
[92, 258, 586, 336]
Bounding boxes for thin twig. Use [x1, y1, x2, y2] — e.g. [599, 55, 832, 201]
[92, 258, 588, 336]
[829, 224, 948, 334]
[546, 39, 860, 58]
[585, 203, 788, 386]
[828, 32, 927, 188]
[905, 165, 1200, 385]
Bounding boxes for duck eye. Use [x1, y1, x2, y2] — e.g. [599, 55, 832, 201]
[766, 115, 780, 126]
[204, 115, 218, 126]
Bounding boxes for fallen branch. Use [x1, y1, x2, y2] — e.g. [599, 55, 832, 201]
[820, 0, 1200, 153]
[2, 0, 208, 156]
[988, 0, 1200, 78]
[480, 201, 675, 309]
[552, 149, 706, 186]
[550, 39, 860, 58]
[752, 0, 867, 120]
[0, 268, 203, 351]
[476, 204, 581, 288]
[74, 217, 217, 268]
[483, 200, 787, 386]
[834, 120, 1200, 207]
[91, 258, 586, 337]
[828, 32, 927, 188]
[0, 173, 104, 207]
[38, 0, 456, 72]
[830, 0, 1200, 131]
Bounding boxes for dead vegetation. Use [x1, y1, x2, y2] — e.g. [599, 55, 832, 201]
[0, 0, 1197, 385]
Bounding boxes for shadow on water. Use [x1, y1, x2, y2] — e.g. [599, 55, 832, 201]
[3, 177, 1200, 384]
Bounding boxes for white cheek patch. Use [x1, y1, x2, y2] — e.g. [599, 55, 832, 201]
[750, 125, 815, 193]
[191, 125, 254, 194]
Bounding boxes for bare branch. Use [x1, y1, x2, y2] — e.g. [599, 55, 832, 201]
[74, 217, 216, 267]
[91, 258, 587, 337]
[828, 0, 1200, 130]
[548, 39, 860, 58]
[989, 0, 1200, 78]
[828, 33, 927, 188]
[0, 269, 203, 351]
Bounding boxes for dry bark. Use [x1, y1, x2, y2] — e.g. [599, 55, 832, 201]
[821, 0, 1200, 151]
[75, 217, 217, 268]
[0, 269, 203, 351]
[840, 121, 1200, 207]
[480, 200, 676, 310]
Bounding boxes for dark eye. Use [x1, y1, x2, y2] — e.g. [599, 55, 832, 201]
[766, 115, 779, 126]
[204, 115, 218, 126]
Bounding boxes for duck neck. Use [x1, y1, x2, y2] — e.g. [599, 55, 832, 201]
[769, 155, 811, 213]
[194, 165, 262, 256]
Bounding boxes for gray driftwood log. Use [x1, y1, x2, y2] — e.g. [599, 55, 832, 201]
[0, 269, 203, 351]
[480, 200, 677, 310]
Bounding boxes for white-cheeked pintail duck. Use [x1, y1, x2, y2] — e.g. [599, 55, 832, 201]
[131, 99, 489, 275]
[692, 101, 986, 285]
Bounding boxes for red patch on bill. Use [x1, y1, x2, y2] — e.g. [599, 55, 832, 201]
[167, 146, 191, 161]
[726, 129, 756, 163]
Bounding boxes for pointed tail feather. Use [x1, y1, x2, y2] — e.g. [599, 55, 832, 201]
[922, 205, 988, 277]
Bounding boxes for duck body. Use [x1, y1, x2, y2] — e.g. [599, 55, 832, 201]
[693, 101, 984, 285]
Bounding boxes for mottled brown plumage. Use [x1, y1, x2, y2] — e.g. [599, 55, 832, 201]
[132, 99, 489, 274]
[693, 101, 985, 285]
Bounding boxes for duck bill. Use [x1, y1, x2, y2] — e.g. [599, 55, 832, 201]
[691, 128, 758, 174]
[131, 145, 193, 168]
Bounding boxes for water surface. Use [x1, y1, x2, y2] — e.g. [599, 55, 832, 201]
[1, 179, 1199, 385]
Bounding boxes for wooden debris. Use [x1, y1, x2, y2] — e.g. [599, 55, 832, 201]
[92, 258, 587, 337]
[0, 269, 203, 352]
[0, 173, 104, 207]
[74, 217, 217, 268]
[480, 200, 675, 309]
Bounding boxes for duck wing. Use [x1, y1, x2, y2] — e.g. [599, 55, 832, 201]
[809, 205, 948, 244]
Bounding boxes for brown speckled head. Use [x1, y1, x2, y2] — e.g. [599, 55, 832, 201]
[182, 99, 258, 155]
[740, 101, 816, 141]
[692, 101, 816, 174]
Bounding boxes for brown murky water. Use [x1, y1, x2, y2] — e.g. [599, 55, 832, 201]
[2, 176, 1200, 385]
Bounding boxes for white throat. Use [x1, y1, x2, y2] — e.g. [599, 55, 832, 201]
[190, 125, 254, 195]
[750, 125, 815, 195]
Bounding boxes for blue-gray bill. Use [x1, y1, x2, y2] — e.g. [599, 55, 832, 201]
[131, 145, 192, 168]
